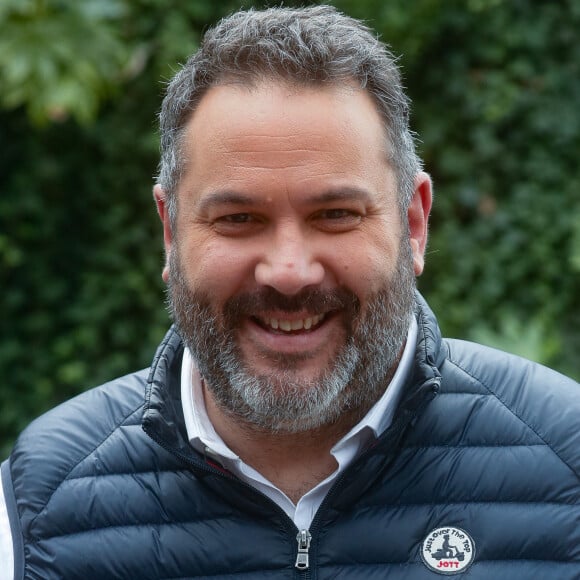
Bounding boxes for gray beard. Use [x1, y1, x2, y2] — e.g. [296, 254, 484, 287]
[168, 239, 416, 434]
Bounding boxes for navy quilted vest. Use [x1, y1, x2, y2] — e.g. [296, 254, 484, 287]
[4, 295, 580, 579]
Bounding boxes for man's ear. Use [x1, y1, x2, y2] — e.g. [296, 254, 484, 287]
[407, 172, 433, 276]
[153, 184, 172, 283]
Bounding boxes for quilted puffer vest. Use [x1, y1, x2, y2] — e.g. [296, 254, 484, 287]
[4, 295, 580, 579]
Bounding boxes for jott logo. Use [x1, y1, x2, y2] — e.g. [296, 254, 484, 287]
[421, 526, 475, 575]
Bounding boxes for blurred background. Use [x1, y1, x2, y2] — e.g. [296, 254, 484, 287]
[1, 0, 579, 457]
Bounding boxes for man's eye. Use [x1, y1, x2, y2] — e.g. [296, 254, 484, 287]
[212, 213, 263, 236]
[320, 209, 353, 219]
[220, 213, 254, 223]
[313, 208, 362, 231]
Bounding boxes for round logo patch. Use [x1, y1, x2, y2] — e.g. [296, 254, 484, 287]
[421, 526, 475, 575]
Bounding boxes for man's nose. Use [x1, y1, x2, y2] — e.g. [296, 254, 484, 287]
[254, 226, 325, 295]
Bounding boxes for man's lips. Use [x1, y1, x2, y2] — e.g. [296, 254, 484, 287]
[251, 312, 328, 333]
[243, 310, 341, 357]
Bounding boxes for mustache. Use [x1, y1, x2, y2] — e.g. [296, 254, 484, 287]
[223, 286, 361, 319]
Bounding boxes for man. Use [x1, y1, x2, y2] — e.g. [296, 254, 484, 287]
[1, 5, 579, 579]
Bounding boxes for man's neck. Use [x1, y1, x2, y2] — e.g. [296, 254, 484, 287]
[203, 390, 362, 503]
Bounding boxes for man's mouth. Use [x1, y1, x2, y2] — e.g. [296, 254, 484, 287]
[252, 313, 327, 333]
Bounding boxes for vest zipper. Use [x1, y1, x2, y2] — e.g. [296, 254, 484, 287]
[295, 529, 312, 570]
[144, 375, 439, 576]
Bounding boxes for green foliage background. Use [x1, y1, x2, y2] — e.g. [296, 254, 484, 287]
[1, 0, 579, 457]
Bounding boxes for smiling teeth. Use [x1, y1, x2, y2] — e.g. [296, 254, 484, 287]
[265, 314, 325, 332]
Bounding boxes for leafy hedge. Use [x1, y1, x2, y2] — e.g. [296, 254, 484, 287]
[1, 0, 578, 457]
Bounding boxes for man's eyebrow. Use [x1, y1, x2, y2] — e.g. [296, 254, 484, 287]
[196, 191, 264, 213]
[196, 186, 374, 213]
[306, 187, 373, 204]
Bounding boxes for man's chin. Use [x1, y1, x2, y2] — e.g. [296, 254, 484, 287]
[237, 333, 343, 372]
[238, 357, 333, 383]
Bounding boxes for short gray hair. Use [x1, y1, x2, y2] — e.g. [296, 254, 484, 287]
[157, 5, 422, 225]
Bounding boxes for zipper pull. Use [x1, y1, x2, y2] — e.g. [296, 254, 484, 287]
[295, 529, 312, 570]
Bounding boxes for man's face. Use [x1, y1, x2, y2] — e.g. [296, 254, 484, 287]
[156, 81, 430, 433]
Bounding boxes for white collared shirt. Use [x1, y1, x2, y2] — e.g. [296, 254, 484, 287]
[181, 318, 418, 530]
[0, 319, 417, 577]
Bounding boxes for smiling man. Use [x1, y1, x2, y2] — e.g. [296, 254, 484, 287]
[158, 79, 428, 502]
[1, 6, 579, 580]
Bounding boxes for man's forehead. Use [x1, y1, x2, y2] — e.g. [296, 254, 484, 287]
[181, 80, 390, 160]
